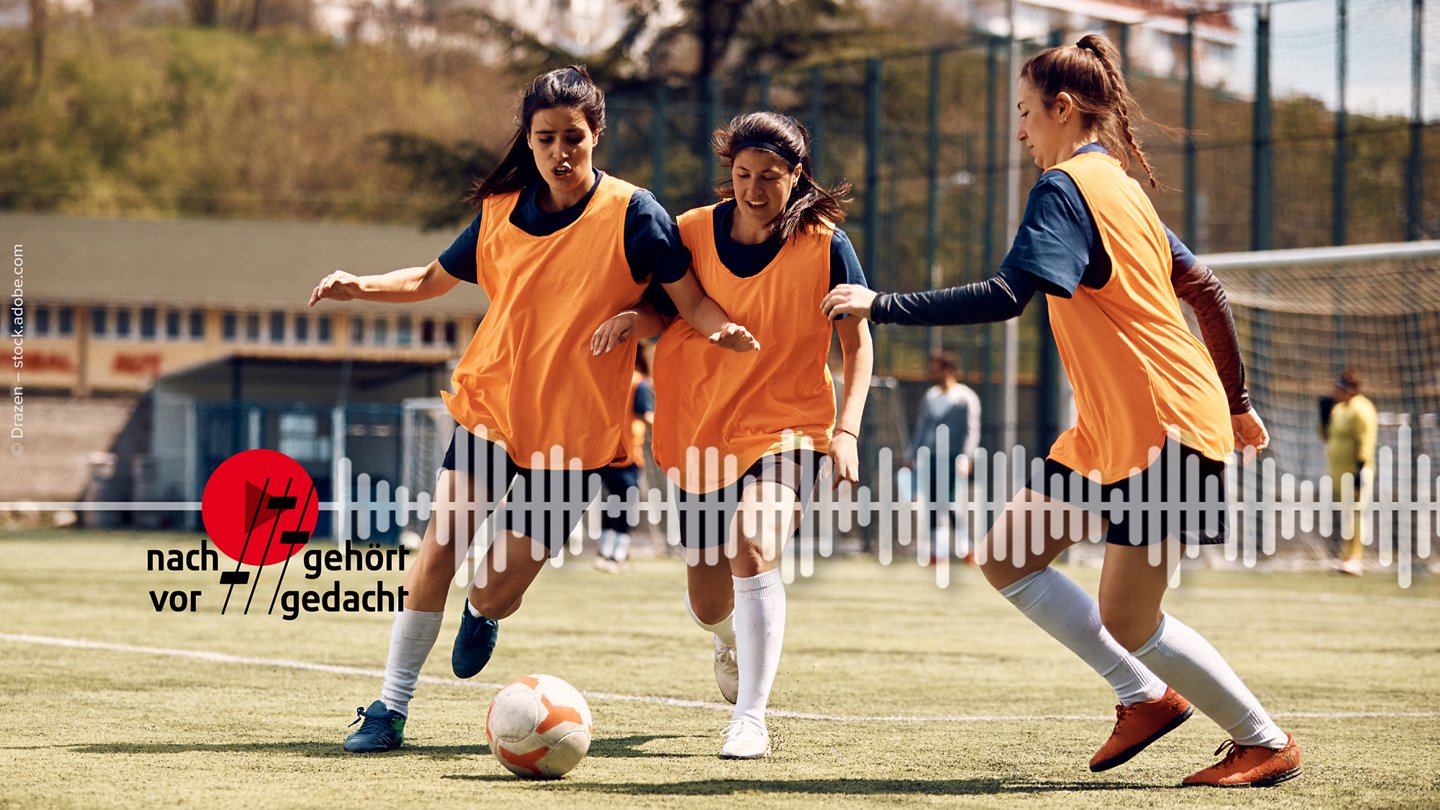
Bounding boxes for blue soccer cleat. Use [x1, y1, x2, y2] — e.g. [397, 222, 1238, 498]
[452, 607, 498, 679]
[343, 700, 405, 753]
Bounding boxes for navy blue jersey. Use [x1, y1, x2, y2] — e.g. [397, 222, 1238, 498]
[438, 170, 691, 287]
[633, 378, 655, 416]
[1001, 143, 1195, 297]
[647, 199, 869, 317]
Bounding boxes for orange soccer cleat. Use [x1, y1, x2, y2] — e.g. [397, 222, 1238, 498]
[1182, 734, 1302, 788]
[1090, 687, 1194, 772]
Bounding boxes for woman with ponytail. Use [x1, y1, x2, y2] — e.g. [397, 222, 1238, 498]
[311, 65, 756, 753]
[594, 111, 874, 759]
[823, 35, 1301, 787]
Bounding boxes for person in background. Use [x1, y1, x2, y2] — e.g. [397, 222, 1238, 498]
[596, 347, 656, 572]
[907, 351, 982, 563]
[1321, 369, 1377, 576]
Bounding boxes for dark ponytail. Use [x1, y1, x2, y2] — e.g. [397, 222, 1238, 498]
[1022, 34, 1158, 188]
[712, 111, 852, 241]
[464, 65, 606, 205]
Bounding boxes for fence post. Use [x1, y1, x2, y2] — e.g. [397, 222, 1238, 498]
[1333, 0, 1348, 246]
[701, 73, 718, 208]
[982, 37, 999, 447]
[1251, 1, 1273, 251]
[1184, 10, 1199, 250]
[925, 48, 942, 361]
[809, 66, 824, 182]
[1406, 0, 1424, 241]
[758, 71, 771, 110]
[864, 58, 881, 303]
[651, 83, 668, 207]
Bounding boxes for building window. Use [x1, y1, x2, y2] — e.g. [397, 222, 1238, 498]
[57, 307, 73, 336]
[92, 308, 108, 337]
[140, 307, 157, 340]
[269, 311, 286, 343]
[294, 313, 310, 343]
[115, 309, 133, 338]
[165, 310, 182, 339]
[444, 320, 458, 347]
[222, 313, 238, 342]
[396, 316, 413, 347]
[317, 315, 332, 343]
[350, 316, 364, 345]
[189, 311, 205, 340]
[245, 313, 261, 342]
[34, 305, 50, 336]
[372, 318, 389, 346]
[277, 413, 332, 462]
[420, 318, 436, 346]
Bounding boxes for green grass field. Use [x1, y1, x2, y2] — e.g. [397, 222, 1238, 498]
[3, 532, 1438, 808]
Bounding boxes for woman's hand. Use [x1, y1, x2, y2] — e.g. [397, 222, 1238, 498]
[708, 322, 760, 352]
[828, 431, 860, 488]
[592, 311, 639, 356]
[308, 270, 362, 306]
[821, 285, 877, 320]
[1232, 409, 1270, 459]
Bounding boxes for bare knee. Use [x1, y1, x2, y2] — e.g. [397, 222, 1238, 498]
[470, 589, 522, 620]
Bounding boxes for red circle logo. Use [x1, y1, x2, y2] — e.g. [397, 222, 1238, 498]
[201, 449, 319, 566]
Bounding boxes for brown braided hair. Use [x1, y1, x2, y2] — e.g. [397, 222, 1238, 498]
[1021, 34, 1158, 188]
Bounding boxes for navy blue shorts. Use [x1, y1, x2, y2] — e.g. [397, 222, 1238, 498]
[1028, 440, 1228, 546]
[597, 465, 641, 534]
[674, 450, 824, 549]
[439, 427, 602, 556]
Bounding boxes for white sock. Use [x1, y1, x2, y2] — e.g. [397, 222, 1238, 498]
[612, 531, 632, 562]
[1133, 614, 1288, 748]
[684, 591, 736, 648]
[379, 609, 444, 716]
[929, 526, 949, 559]
[599, 529, 616, 559]
[1000, 568, 1168, 705]
[465, 598, 481, 618]
[731, 569, 786, 727]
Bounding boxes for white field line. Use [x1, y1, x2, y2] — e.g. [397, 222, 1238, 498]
[3, 633, 1437, 723]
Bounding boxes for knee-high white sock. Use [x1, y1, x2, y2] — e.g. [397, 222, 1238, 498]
[685, 591, 736, 648]
[379, 609, 444, 716]
[1000, 568, 1168, 705]
[612, 531, 632, 562]
[1133, 614, 1288, 748]
[599, 529, 617, 559]
[731, 569, 786, 727]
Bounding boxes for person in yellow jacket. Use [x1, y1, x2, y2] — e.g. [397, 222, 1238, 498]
[1322, 370, 1378, 575]
[309, 65, 756, 754]
[823, 35, 1300, 788]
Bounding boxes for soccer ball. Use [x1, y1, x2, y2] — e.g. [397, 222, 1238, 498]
[485, 674, 593, 779]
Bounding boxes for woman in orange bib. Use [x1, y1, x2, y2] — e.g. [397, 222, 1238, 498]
[823, 36, 1300, 788]
[310, 66, 756, 754]
[597, 112, 873, 759]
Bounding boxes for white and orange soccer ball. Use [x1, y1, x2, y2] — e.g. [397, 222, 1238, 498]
[485, 674, 593, 779]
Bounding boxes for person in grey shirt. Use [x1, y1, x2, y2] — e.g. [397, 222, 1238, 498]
[908, 351, 981, 562]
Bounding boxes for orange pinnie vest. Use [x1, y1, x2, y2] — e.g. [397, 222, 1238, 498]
[653, 204, 835, 493]
[1046, 152, 1232, 481]
[442, 174, 645, 469]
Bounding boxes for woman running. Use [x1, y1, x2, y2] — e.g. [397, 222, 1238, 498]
[310, 65, 756, 753]
[821, 36, 1301, 788]
[596, 111, 873, 759]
